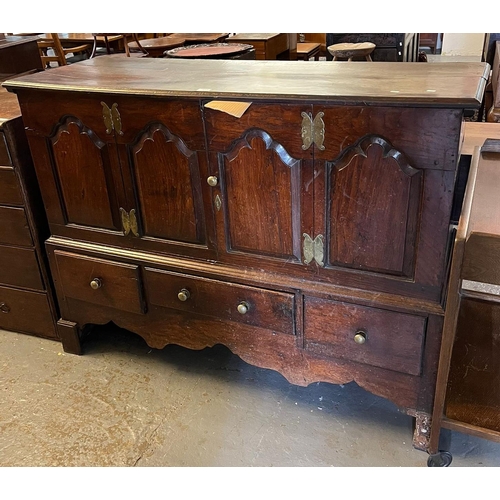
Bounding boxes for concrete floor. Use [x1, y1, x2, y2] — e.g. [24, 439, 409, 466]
[1, 324, 500, 467]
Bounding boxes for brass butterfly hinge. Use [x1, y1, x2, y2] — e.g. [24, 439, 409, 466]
[101, 102, 123, 136]
[301, 111, 325, 151]
[120, 208, 139, 237]
[303, 233, 324, 267]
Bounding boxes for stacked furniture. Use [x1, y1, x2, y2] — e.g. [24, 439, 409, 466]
[429, 139, 500, 465]
[3, 57, 488, 452]
[0, 89, 58, 339]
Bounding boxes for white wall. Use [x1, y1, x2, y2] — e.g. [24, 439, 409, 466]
[441, 33, 485, 57]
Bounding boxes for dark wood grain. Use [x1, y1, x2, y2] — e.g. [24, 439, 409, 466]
[6, 59, 489, 452]
[0, 285, 55, 338]
[144, 267, 295, 334]
[0, 206, 33, 246]
[445, 295, 500, 432]
[304, 296, 426, 376]
[0, 245, 43, 290]
[54, 250, 145, 314]
[0, 166, 23, 205]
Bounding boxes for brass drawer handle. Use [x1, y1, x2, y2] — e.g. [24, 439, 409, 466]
[0, 302, 10, 313]
[177, 289, 190, 301]
[237, 301, 249, 315]
[354, 330, 367, 345]
[90, 278, 102, 290]
[207, 176, 218, 187]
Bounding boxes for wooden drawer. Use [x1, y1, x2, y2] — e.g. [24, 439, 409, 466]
[54, 251, 145, 314]
[0, 285, 55, 337]
[304, 296, 426, 376]
[0, 132, 11, 166]
[144, 268, 295, 334]
[0, 245, 43, 290]
[0, 206, 33, 246]
[0, 166, 23, 206]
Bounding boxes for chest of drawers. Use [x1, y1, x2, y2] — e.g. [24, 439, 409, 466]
[0, 89, 58, 339]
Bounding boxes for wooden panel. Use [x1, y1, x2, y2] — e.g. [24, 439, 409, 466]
[0, 132, 11, 165]
[54, 251, 144, 314]
[219, 129, 302, 260]
[0, 166, 23, 205]
[130, 124, 205, 244]
[0, 245, 43, 290]
[327, 135, 422, 276]
[0, 205, 32, 246]
[144, 267, 295, 334]
[445, 296, 500, 432]
[304, 296, 426, 376]
[0, 285, 55, 338]
[50, 118, 119, 230]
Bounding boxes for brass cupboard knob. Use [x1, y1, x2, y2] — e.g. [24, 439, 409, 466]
[354, 330, 367, 345]
[207, 176, 218, 187]
[177, 289, 191, 302]
[237, 301, 249, 315]
[0, 302, 10, 313]
[90, 278, 102, 290]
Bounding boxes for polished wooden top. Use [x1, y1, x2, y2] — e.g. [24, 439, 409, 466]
[0, 87, 21, 126]
[461, 122, 500, 156]
[0, 35, 40, 49]
[2, 57, 489, 107]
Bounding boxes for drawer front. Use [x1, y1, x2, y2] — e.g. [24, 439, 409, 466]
[304, 297, 426, 376]
[0, 166, 23, 205]
[0, 132, 11, 166]
[144, 268, 295, 334]
[0, 245, 43, 290]
[0, 285, 55, 337]
[0, 206, 33, 247]
[54, 251, 145, 314]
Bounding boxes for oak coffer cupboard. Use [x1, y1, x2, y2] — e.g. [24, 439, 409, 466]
[3, 57, 489, 452]
[0, 89, 58, 339]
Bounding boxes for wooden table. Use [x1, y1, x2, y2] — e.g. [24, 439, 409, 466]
[227, 33, 290, 60]
[171, 34, 229, 44]
[38, 33, 125, 53]
[0, 35, 43, 81]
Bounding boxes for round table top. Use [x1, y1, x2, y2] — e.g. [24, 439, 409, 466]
[165, 43, 254, 59]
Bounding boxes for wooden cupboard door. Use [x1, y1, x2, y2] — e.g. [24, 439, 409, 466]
[326, 134, 422, 277]
[19, 92, 126, 235]
[107, 96, 215, 256]
[214, 128, 306, 264]
[128, 123, 207, 246]
[48, 117, 123, 231]
[204, 103, 312, 268]
[309, 106, 461, 302]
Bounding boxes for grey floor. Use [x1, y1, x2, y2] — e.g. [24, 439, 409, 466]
[1, 324, 500, 467]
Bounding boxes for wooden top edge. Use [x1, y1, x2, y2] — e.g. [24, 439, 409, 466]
[2, 58, 490, 107]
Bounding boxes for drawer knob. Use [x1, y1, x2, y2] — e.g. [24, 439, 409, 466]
[90, 278, 102, 290]
[0, 302, 10, 313]
[354, 330, 366, 345]
[177, 289, 191, 301]
[237, 301, 249, 315]
[207, 176, 218, 187]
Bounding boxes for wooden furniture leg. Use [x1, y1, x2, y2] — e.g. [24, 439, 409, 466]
[57, 319, 82, 355]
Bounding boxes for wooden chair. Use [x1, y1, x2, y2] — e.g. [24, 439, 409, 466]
[90, 34, 148, 58]
[37, 33, 91, 67]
